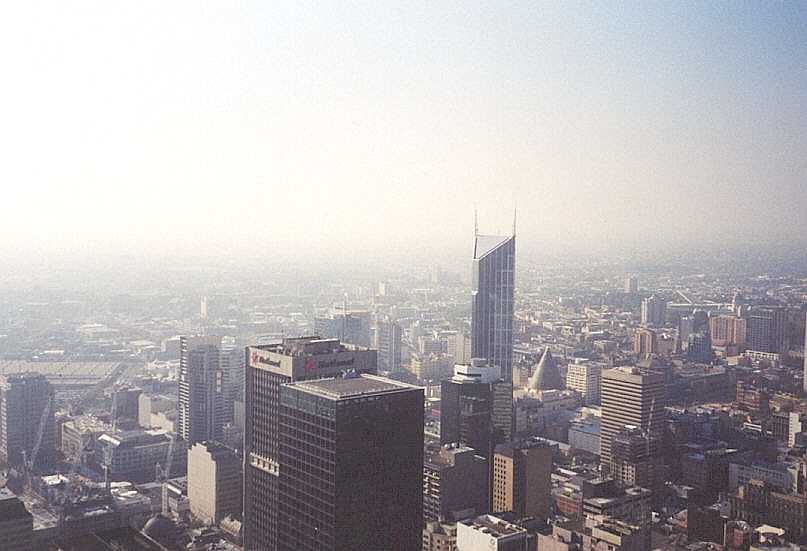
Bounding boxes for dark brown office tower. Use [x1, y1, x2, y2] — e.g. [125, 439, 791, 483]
[243, 337, 377, 551]
[276, 374, 424, 551]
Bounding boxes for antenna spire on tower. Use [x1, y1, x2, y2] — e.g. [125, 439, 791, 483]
[512, 205, 517, 236]
[474, 205, 479, 237]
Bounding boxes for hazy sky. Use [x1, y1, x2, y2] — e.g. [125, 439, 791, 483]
[2, 2, 806, 262]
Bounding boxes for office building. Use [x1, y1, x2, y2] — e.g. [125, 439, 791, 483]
[709, 315, 747, 348]
[243, 337, 376, 551]
[138, 393, 177, 432]
[423, 521, 458, 551]
[803, 312, 807, 394]
[96, 429, 187, 483]
[178, 336, 226, 445]
[599, 367, 665, 474]
[582, 481, 652, 548]
[112, 386, 142, 423]
[730, 480, 807, 541]
[0, 488, 33, 551]
[424, 443, 489, 522]
[441, 360, 513, 463]
[632, 328, 657, 359]
[492, 439, 553, 520]
[0, 372, 55, 469]
[314, 311, 372, 347]
[747, 306, 786, 354]
[277, 373, 424, 551]
[456, 514, 529, 551]
[566, 360, 602, 405]
[640, 295, 666, 327]
[219, 344, 245, 425]
[187, 442, 241, 525]
[372, 317, 402, 371]
[608, 426, 660, 490]
[471, 229, 515, 382]
[624, 275, 638, 294]
[449, 332, 473, 365]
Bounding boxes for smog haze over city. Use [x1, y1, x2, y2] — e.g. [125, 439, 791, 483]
[3, 2, 807, 275]
[3, 3, 807, 551]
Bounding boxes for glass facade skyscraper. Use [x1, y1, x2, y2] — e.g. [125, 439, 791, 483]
[471, 233, 515, 382]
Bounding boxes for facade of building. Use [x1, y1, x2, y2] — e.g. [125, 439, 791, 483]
[111, 387, 142, 422]
[423, 521, 458, 551]
[424, 443, 489, 522]
[441, 360, 513, 465]
[187, 442, 242, 525]
[96, 429, 187, 483]
[178, 336, 226, 445]
[729, 480, 807, 541]
[492, 439, 553, 520]
[456, 514, 529, 551]
[138, 393, 177, 431]
[277, 374, 424, 551]
[0, 372, 55, 469]
[243, 337, 377, 551]
[709, 315, 747, 348]
[640, 295, 666, 327]
[632, 328, 657, 359]
[565, 360, 602, 405]
[599, 367, 665, 474]
[0, 488, 33, 551]
[747, 306, 787, 354]
[608, 427, 660, 490]
[471, 232, 515, 382]
[372, 317, 402, 371]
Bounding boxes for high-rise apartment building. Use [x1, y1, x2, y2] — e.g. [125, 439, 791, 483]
[600, 367, 665, 474]
[640, 295, 666, 327]
[187, 442, 242, 525]
[243, 337, 377, 551]
[565, 360, 602, 405]
[441, 360, 513, 464]
[747, 306, 786, 354]
[471, 231, 515, 382]
[423, 442, 489, 522]
[178, 336, 226, 444]
[371, 317, 402, 371]
[277, 374, 423, 551]
[491, 439, 553, 520]
[0, 488, 33, 551]
[0, 372, 55, 469]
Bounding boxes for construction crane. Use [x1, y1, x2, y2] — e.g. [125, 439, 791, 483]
[155, 433, 176, 482]
[28, 395, 54, 475]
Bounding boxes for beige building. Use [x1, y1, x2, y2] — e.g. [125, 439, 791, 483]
[187, 442, 241, 525]
[492, 439, 553, 520]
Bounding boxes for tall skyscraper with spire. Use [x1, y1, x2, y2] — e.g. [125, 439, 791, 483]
[471, 216, 516, 382]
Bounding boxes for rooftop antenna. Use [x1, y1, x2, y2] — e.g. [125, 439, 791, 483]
[512, 205, 517, 236]
[474, 205, 479, 237]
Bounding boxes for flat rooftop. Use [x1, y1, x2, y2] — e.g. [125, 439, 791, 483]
[462, 514, 525, 538]
[290, 374, 419, 400]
